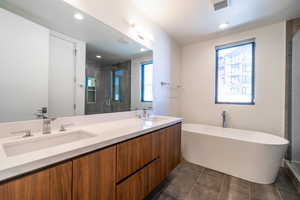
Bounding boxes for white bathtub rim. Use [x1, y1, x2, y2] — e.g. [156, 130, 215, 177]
[182, 123, 289, 146]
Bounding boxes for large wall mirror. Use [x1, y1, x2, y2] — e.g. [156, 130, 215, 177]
[0, 0, 153, 123]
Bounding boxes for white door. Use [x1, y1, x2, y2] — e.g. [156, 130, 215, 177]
[49, 35, 76, 118]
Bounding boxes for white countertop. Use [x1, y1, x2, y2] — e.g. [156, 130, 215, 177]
[0, 115, 182, 182]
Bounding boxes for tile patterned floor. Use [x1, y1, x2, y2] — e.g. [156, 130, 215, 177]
[147, 162, 300, 200]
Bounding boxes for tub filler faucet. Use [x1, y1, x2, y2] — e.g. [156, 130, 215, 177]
[221, 111, 226, 128]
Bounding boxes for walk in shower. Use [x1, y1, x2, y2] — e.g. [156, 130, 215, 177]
[287, 19, 300, 184]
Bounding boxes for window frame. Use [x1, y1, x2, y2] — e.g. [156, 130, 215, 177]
[141, 61, 153, 102]
[215, 40, 256, 105]
[112, 69, 121, 102]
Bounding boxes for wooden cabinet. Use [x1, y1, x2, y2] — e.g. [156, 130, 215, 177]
[0, 161, 73, 200]
[116, 159, 160, 200]
[73, 146, 116, 200]
[0, 169, 50, 200]
[0, 123, 181, 200]
[116, 133, 159, 182]
[116, 123, 182, 200]
[170, 123, 182, 169]
[159, 123, 182, 181]
[49, 161, 72, 200]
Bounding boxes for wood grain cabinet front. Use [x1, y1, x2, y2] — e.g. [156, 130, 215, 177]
[159, 123, 182, 182]
[0, 169, 50, 200]
[73, 146, 116, 200]
[116, 132, 159, 182]
[0, 161, 72, 200]
[49, 161, 72, 200]
[116, 123, 182, 200]
[116, 159, 161, 200]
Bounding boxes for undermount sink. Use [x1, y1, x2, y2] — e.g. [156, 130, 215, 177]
[3, 131, 96, 157]
[144, 116, 166, 122]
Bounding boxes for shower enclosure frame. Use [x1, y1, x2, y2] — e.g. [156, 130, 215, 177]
[285, 18, 300, 161]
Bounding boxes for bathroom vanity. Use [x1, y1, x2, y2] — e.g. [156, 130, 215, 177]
[0, 117, 182, 200]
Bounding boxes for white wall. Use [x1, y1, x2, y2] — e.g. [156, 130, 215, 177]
[292, 30, 300, 161]
[181, 22, 286, 137]
[63, 0, 181, 117]
[131, 53, 153, 110]
[0, 8, 49, 122]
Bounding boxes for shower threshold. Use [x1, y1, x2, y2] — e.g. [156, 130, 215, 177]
[285, 160, 300, 193]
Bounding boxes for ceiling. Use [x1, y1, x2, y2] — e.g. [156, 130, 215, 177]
[132, 0, 300, 45]
[0, 0, 151, 65]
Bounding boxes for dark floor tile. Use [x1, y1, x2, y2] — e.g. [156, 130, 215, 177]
[219, 175, 251, 200]
[250, 183, 281, 200]
[148, 162, 300, 200]
[276, 168, 299, 194]
[162, 162, 205, 200]
[163, 174, 198, 200]
[286, 165, 300, 194]
[156, 192, 178, 200]
[178, 161, 205, 174]
[185, 168, 225, 200]
[278, 189, 300, 200]
[146, 179, 170, 200]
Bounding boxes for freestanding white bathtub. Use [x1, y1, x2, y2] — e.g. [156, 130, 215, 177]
[182, 123, 289, 184]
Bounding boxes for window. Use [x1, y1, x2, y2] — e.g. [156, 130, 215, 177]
[113, 69, 123, 101]
[215, 39, 255, 104]
[141, 61, 153, 102]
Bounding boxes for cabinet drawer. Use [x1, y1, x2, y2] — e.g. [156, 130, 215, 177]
[116, 133, 159, 182]
[116, 159, 160, 200]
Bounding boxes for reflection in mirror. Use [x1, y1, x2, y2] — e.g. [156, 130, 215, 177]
[0, 0, 153, 123]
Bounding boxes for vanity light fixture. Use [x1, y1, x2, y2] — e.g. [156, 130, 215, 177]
[128, 19, 154, 42]
[219, 22, 229, 29]
[74, 13, 84, 20]
[96, 55, 102, 59]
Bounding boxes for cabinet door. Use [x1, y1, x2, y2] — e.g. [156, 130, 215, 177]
[171, 123, 182, 169]
[49, 161, 72, 200]
[117, 133, 158, 182]
[0, 170, 50, 200]
[73, 146, 116, 200]
[158, 127, 171, 181]
[116, 159, 159, 200]
[159, 123, 182, 181]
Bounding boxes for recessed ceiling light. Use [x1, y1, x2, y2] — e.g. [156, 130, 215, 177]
[74, 13, 84, 20]
[219, 22, 229, 29]
[96, 55, 102, 59]
[140, 48, 146, 52]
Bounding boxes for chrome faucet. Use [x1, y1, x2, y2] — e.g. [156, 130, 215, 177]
[42, 118, 56, 134]
[136, 108, 151, 120]
[221, 111, 227, 128]
[35, 107, 56, 134]
[142, 108, 148, 119]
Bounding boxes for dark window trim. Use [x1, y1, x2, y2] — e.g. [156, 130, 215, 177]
[141, 61, 153, 103]
[215, 41, 256, 105]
